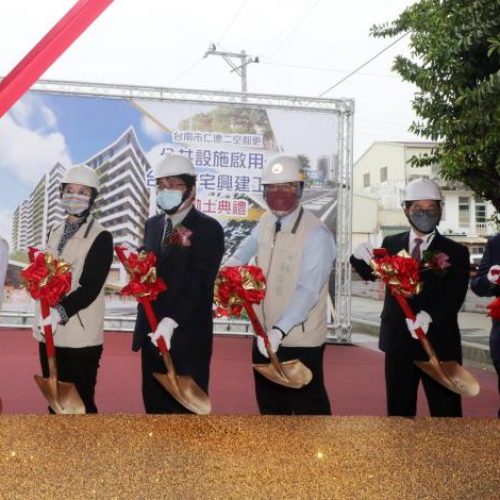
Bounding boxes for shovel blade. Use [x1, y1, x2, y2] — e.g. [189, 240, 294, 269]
[153, 372, 212, 415]
[253, 359, 313, 389]
[34, 375, 86, 414]
[414, 360, 480, 397]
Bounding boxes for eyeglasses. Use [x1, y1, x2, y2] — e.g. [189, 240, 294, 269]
[156, 179, 186, 191]
[265, 182, 298, 193]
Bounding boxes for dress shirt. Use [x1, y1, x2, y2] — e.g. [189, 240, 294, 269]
[233, 208, 336, 334]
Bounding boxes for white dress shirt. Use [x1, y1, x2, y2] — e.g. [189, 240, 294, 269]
[232, 208, 336, 334]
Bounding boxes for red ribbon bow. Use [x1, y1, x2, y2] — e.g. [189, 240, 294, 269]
[21, 247, 72, 306]
[214, 265, 266, 318]
[114, 247, 167, 302]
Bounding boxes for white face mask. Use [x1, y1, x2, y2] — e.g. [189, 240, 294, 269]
[156, 189, 183, 213]
[61, 193, 91, 215]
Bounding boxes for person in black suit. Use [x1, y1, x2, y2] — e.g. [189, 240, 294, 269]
[470, 237, 500, 418]
[133, 153, 225, 413]
[350, 178, 469, 417]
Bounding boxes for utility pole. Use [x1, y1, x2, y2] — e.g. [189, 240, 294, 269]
[204, 44, 259, 93]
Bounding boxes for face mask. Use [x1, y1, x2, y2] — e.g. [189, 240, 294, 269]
[61, 193, 90, 216]
[265, 190, 299, 217]
[408, 211, 440, 234]
[157, 189, 183, 213]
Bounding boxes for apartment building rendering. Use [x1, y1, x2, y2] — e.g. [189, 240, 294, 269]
[11, 127, 152, 284]
[12, 163, 66, 251]
[352, 141, 496, 264]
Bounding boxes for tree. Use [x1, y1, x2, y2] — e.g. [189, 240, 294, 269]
[372, 0, 500, 211]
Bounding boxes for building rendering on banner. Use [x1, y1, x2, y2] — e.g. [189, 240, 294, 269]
[352, 141, 496, 265]
[86, 126, 151, 284]
[11, 127, 151, 283]
[12, 163, 67, 251]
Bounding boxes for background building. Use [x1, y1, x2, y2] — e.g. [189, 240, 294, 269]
[87, 127, 152, 284]
[352, 141, 497, 264]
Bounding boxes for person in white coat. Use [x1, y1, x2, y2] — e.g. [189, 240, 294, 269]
[34, 165, 113, 413]
[225, 154, 336, 415]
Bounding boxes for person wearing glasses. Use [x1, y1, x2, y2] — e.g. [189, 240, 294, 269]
[133, 153, 224, 413]
[34, 164, 113, 413]
[350, 178, 469, 417]
[224, 154, 336, 415]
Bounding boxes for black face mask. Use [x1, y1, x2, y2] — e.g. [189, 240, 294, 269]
[408, 211, 440, 234]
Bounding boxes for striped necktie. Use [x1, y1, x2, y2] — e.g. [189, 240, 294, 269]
[412, 237, 423, 261]
[161, 218, 173, 251]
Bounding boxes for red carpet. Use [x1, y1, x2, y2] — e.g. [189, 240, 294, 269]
[0, 328, 498, 417]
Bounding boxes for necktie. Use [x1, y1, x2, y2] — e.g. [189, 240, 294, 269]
[275, 220, 282, 234]
[161, 218, 173, 251]
[412, 237, 423, 261]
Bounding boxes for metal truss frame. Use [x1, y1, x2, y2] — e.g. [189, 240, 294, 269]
[28, 78, 355, 341]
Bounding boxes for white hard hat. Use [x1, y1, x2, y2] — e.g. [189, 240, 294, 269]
[261, 154, 302, 185]
[402, 178, 442, 202]
[62, 164, 99, 190]
[155, 153, 195, 178]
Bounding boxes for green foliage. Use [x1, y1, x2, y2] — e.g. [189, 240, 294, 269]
[371, 0, 500, 210]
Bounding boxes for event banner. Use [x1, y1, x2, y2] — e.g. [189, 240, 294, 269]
[2, 91, 340, 286]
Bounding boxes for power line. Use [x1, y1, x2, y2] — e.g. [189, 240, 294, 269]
[252, 0, 320, 81]
[265, 0, 321, 61]
[168, 57, 205, 86]
[216, 0, 249, 47]
[318, 31, 409, 97]
[260, 61, 398, 79]
[319, 1, 450, 97]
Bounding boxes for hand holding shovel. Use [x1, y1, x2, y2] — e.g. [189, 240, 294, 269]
[244, 300, 312, 389]
[395, 293, 480, 397]
[215, 265, 312, 389]
[34, 299, 86, 414]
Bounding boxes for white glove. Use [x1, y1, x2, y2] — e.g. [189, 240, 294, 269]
[37, 308, 62, 336]
[405, 310, 432, 340]
[148, 317, 178, 350]
[353, 242, 374, 265]
[222, 255, 243, 268]
[487, 265, 500, 284]
[257, 328, 284, 358]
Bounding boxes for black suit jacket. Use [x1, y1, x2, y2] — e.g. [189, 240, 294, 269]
[133, 208, 225, 374]
[470, 234, 500, 361]
[350, 231, 470, 360]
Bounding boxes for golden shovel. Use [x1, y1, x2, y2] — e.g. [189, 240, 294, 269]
[245, 301, 313, 389]
[141, 299, 211, 415]
[395, 294, 480, 397]
[34, 299, 86, 414]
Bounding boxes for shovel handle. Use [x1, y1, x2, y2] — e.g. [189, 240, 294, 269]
[243, 301, 269, 348]
[139, 298, 168, 355]
[393, 294, 426, 341]
[40, 299, 56, 359]
[393, 293, 439, 361]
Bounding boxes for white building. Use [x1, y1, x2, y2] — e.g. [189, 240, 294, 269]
[12, 199, 31, 252]
[353, 141, 496, 264]
[11, 163, 66, 251]
[84, 127, 152, 284]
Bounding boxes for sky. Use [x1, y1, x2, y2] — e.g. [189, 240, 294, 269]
[0, 0, 420, 244]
